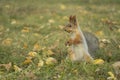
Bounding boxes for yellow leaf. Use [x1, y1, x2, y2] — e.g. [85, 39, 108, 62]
[48, 19, 55, 23]
[59, 25, 64, 29]
[26, 56, 33, 60]
[33, 43, 41, 51]
[93, 59, 104, 65]
[34, 33, 40, 37]
[107, 71, 116, 80]
[21, 27, 29, 33]
[47, 50, 54, 56]
[60, 4, 66, 10]
[23, 43, 28, 49]
[2, 38, 12, 46]
[23, 58, 32, 64]
[38, 60, 44, 67]
[118, 29, 120, 32]
[5, 4, 10, 8]
[118, 45, 120, 49]
[95, 31, 104, 37]
[45, 57, 57, 65]
[13, 65, 22, 72]
[62, 16, 68, 20]
[28, 51, 37, 57]
[11, 19, 17, 25]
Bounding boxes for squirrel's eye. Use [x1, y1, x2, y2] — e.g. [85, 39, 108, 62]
[69, 24, 72, 27]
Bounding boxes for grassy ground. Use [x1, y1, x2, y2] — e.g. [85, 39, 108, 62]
[0, 0, 120, 80]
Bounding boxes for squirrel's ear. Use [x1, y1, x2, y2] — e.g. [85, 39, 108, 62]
[69, 15, 77, 26]
[69, 15, 73, 22]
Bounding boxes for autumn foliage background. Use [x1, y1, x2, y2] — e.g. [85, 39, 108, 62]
[0, 0, 120, 80]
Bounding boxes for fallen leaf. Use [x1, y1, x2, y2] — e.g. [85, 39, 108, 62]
[2, 38, 12, 46]
[34, 33, 40, 37]
[23, 58, 32, 65]
[118, 45, 120, 49]
[47, 50, 54, 56]
[100, 39, 111, 44]
[118, 29, 120, 32]
[28, 51, 37, 57]
[5, 4, 10, 8]
[60, 4, 66, 10]
[45, 57, 57, 65]
[93, 59, 104, 65]
[95, 31, 104, 37]
[21, 27, 29, 33]
[23, 43, 28, 49]
[13, 65, 22, 72]
[11, 19, 17, 25]
[48, 19, 55, 23]
[112, 61, 120, 75]
[59, 25, 64, 29]
[62, 16, 68, 20]
[37, 60, 44, 67]
[33, 43, 41, 51]
[107, 71, 117, 80]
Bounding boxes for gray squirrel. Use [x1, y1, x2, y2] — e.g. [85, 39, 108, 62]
[64, 15, 99, 61]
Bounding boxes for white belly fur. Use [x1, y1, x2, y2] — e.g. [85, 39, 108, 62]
[71, 44, 85, 61]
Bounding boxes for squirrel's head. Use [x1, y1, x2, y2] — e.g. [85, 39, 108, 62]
[64, 15, 78, 33]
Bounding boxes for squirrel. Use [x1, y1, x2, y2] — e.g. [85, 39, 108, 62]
[64, 15, 99, 62]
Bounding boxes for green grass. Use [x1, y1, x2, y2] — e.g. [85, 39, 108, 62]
[0, 0, 120, 80]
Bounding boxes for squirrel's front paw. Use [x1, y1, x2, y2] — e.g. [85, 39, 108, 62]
[65, 39, 73, 46]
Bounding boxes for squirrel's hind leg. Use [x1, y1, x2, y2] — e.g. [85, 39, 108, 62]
[83, 52, 94, 63]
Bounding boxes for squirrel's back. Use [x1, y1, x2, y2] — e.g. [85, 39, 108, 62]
[83, 31, 99, 57]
